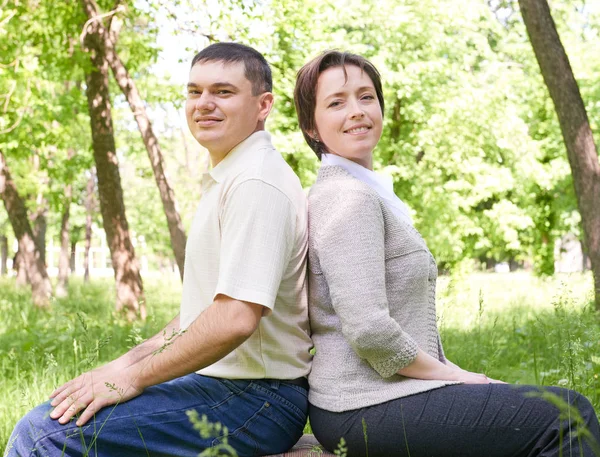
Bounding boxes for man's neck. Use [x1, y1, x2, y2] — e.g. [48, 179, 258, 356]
[208, 126, 265, 168]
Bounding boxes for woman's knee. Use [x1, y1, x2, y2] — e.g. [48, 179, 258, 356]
[570, 390, 599, 426]
[546, 387, 599, 429]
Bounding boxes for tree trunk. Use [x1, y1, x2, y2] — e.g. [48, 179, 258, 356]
[519, 0, 600, 310]
[0, 234, 7, 276]
[70, 241, 77, 272]
[30, 153, 47, 266]
[581, 239, 589, 272]
[0, 150, 52, 306]
[14, 250, 27, 286]
[180, 125, 196, 179]
[31, 197, 48, 267]
[80, 0, 145, 320]
[56, 183, 72, 297]
[84, 169, 95, 283]
[102, 20, 186, 280]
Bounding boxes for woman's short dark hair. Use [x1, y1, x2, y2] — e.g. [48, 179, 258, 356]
[294, 51, 385, 160]
[191, 42, 272, 95]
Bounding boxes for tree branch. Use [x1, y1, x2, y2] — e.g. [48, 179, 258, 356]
[79, 0, 125, 49]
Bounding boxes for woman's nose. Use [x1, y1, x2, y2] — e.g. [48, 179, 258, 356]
[348, 99, 365, 119]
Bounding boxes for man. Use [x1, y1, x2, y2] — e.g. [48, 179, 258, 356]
[7, 42, 312, 457]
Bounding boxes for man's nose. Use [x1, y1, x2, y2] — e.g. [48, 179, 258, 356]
[195, 92, 215, 111]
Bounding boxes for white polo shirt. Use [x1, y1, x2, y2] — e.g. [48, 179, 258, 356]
[180, 130, 312, 380]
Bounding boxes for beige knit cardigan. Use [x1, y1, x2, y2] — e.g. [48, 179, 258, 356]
[307, 166, 459, 412]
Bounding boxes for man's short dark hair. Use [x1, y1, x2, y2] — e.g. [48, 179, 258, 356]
[191, 42, 272, 96]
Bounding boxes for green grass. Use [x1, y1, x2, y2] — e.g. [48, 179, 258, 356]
[1, 272, 599, 453]
[0, 276, 181, 452]
[438, 272, 600, 404]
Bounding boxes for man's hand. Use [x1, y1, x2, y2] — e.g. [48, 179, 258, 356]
[49, 362, 143, 427]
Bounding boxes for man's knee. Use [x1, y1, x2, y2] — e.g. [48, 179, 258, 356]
[7, 402, 55, 456]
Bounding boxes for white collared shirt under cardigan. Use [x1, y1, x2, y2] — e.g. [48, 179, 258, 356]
[307, 161, 459, 412]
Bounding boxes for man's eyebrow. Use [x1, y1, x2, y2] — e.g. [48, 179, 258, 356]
[186, 82, 239, 90]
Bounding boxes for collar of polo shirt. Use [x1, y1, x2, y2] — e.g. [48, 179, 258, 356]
[209, 130, 273, 183]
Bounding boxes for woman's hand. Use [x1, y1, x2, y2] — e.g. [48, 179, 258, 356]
[448, 370, 491, 384]
[398, 349, 506, 384]
[443, 360, 507, 384]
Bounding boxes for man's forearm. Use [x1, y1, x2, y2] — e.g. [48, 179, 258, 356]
[116, 314, 181, 368]
[135, 297, 261, 389]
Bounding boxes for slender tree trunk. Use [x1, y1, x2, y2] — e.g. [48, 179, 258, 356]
[180, 125, 196, 179]
[30, 153, 47, 266]
[56, 184, 72, 297]
[101, 20, 186, 280]
[70, 241, 77, 272]
[80, 0, 145, 320]
[84, 169, 95, 283]
[31, 197, 48, 266]
[0, 234, 7, 276]
[519, 0, 600, 311]
[14, 251, 27, 285]
[0, 150, 52, 306]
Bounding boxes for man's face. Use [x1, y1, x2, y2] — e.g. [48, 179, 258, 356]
[185, 61, 268, 162]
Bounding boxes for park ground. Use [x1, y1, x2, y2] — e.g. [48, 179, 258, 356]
[1, 272, 599, 452]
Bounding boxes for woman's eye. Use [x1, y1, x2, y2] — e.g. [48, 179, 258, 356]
[328, 101, 342, 108]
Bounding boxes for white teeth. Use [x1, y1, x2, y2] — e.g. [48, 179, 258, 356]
[346, 127, 368, 134]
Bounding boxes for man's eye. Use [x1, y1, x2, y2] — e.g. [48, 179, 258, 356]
[188, 90, 201, 95]
[217, 90, 232, 95]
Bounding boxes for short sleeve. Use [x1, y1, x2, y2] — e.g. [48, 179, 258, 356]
[215, 179, 295, 311]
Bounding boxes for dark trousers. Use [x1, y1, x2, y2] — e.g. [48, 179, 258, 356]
[310, 384, 600, 457]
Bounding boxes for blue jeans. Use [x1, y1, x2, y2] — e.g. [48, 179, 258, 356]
[6, 374, 308, 457]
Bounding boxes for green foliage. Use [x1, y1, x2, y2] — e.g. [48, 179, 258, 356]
[186, 411, 239, 457]
[2, 0, 600, 272]
[170, 0, 600, 273]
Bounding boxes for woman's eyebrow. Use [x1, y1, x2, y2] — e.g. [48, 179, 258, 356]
[324, 86, 375, 100]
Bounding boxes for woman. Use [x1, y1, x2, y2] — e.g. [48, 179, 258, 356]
[293, 50, 600, 457]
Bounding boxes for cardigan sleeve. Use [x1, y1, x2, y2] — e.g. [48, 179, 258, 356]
[313, 190, 419, 378]
[437, 334, 447, 363]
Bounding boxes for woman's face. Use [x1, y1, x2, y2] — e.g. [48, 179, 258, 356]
[313, 65, 383, 170]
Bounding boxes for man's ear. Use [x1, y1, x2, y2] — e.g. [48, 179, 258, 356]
[258, 92, 274, 122]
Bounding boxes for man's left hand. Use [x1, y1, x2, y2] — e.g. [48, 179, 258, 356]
[49, 364, 143, 427]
